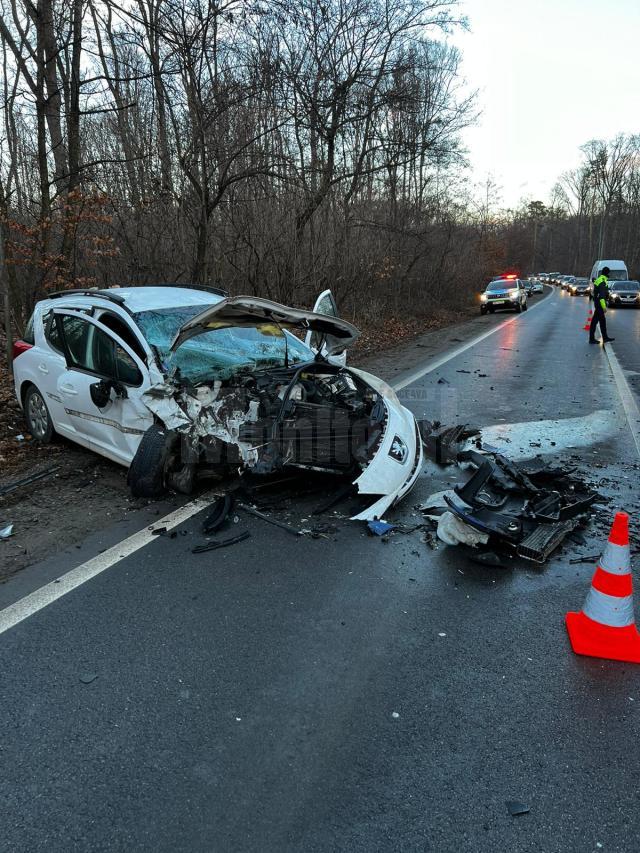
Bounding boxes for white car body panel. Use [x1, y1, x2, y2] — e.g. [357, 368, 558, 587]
[346, 368, 423, 521]
[14, 287, 424, 520]
[50, 309, 155, 465]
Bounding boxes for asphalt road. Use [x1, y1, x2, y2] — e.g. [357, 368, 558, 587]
[1, 287, 640, 853]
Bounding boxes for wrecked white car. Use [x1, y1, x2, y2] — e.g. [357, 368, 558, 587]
[13, 286, 423, 520]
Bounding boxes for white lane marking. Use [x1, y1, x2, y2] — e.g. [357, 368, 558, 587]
[603, 344, 640, 459]
[393, 289, 554, 391]
[0, 496, 212, 637]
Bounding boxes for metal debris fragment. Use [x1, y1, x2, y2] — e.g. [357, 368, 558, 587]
[0, 465, 61, 497]
[505, 801, 530, 817]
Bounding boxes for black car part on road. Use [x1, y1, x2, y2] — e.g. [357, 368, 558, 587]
[421, 424, 602, 565]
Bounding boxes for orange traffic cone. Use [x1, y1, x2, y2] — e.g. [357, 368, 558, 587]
[566, 513, 640, 663]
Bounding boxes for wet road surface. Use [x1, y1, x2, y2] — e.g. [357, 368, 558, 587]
[1, 287, 640, 853]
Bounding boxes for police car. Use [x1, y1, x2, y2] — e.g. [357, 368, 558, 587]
[480, 275, 528, 314]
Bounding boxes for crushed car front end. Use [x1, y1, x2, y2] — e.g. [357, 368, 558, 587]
[132, 296, 423, 520]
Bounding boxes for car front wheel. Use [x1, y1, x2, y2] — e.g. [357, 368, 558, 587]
[128, 423, 196, 498]
[24, 385, 54, 443]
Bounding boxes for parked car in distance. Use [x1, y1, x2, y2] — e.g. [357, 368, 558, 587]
[532, 281, 544, 294]
[480, 277, 528, 314]
[569, 278, 590, 296]
[607, 280, 640, 307]
[523, 279, 534, 295]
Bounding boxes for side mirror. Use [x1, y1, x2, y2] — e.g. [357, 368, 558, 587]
[90, 379, 112, 408]
[90, 378, 128, 408]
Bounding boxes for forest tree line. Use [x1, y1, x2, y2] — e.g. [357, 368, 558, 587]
[0, 0, 475, 332]
[0, 0, 638, 356]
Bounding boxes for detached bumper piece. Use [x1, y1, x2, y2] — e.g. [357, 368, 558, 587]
[421, 430, 601, 565]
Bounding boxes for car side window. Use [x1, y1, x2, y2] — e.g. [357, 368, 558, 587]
[60, 315, 91, 365]
[97, 311, 147, 362]
[60, 315, 142, 385]
[44, 311, 64, 354]
[314, 293, 337, 317]
[311, 293, 338, 349]
[23, 312, 35, 344]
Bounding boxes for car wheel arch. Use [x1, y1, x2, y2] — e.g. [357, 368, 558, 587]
[20, 379, 36, 407]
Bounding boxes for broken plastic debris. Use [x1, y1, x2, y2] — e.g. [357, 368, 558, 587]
[437, 512, 489, 547]
[202, 494, 235, 534]
[391, 711, 400, 719]
[505, 801, 530, 816]
[438, 632, 447, 637]
[79, 673, 98, 685]
[0, 524, 14, 540]
[367, 519, 396, 536]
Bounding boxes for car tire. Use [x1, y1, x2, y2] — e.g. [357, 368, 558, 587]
[128, 423, 195, 498]
[24, 384, 54, 443]
[488, 306, 495, 314]
[522, 300, 528, 311]
[480, 307, 487, 315]
[515, 302, 522, 313]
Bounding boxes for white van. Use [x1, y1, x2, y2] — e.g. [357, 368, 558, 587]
[589, 259, 628, 282]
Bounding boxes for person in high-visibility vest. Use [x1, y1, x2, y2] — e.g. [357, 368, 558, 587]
[589, 267, 615, 344]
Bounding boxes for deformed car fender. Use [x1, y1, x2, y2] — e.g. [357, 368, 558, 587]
[346, 368, 423, 521]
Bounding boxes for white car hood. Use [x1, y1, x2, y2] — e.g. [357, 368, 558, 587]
[170, 296, 360, 357]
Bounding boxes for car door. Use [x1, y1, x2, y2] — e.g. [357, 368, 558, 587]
[305, 289, 347, 366]
[52, 310, 154, 465]
[26, 307, 76, 436]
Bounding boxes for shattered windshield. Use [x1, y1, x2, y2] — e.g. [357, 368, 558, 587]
[134, 305, 314, 383]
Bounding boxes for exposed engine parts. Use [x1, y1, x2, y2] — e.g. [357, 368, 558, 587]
[141, 363, 386, 480]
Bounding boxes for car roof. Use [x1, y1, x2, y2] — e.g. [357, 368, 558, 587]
[39, 286, 223, 313]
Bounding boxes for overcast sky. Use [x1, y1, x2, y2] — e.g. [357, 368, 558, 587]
[451, 0, 640, 208]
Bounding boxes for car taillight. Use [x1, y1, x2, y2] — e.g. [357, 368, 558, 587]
[12, 340, 33, 360]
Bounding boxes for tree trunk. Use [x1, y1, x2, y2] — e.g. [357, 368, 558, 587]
[0, 215, 12, 371]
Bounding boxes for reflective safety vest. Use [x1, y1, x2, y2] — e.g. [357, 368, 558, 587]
[593, 275, 609, 309]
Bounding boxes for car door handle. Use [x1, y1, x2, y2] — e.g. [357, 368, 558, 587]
[38, 363, 49, 374]
[60, 383, 79, 396]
